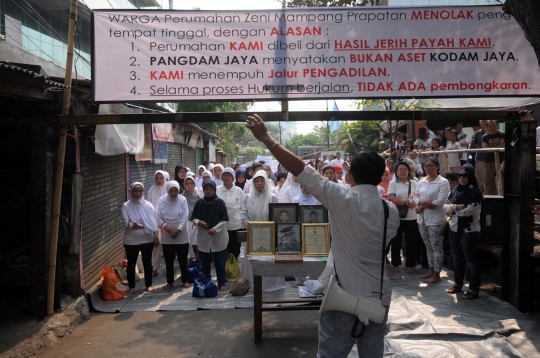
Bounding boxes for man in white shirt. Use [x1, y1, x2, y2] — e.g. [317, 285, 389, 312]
[245, 114, 400, 358]
[331, 152, 344, 166]
[455, 123, 470, 166]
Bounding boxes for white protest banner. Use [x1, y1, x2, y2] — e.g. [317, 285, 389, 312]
[269, 160, 280, 173]
[93, 6, 539, 102]
[256, 155, 273, 163]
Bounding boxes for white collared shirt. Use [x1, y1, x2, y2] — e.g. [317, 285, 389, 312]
[297, 166, 400, 306]
[413, 175, 451, 226]
[388, 179, 418, 221]
[216, 184, 244, 230]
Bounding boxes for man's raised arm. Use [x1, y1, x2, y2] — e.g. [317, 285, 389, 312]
[246, 114, 306, 176]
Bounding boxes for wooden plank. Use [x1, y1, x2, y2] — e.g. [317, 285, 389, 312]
[254, 275, 263, 344]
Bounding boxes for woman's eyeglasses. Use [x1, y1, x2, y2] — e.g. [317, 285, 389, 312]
[457, 173, 468, 178]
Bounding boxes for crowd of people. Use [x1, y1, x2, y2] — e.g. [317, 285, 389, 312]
[119, 157, 334, 293]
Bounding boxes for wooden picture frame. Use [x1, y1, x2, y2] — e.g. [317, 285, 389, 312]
[299, 205, 329, 224]
[275, 252, 303, 263]
[247, 222, 275, 256]
[302, 224, 331, 256]
[275, 223, 302, 253]
[269, 203, 300, 223]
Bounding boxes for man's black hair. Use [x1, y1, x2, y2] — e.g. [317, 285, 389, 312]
[252, 162, 263, 171]
[444, 172, 458, 182]
[418, 126, 428, 140]
[310, 210, 317, 216]
[279, 210, 289, 216]
[277, 172, 288, 180]
[349, 152, 385, 186]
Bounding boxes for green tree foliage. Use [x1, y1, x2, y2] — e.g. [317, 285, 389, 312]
[283, 0, 381, 7]
[284, 133, 324, 155]
[176, 101, 252, 158]
[312, 122, 334, 145]
[334, 121, 381, 154]
[244, 146, 267, 162]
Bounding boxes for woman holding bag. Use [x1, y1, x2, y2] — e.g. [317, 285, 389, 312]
[156, 181, 191, 289]
[182, 175, 202, 260]
[191, 180, 230, 291]
[217, 168, 244, 260]
[388, 162, 418, 273]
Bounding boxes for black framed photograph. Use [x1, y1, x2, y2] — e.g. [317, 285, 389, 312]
[269, 203, 299, 223]
[275, 223, 302, 253]
[299, 205, 329, 224]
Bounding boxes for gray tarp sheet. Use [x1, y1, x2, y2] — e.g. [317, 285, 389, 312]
[88, 260, 540, 357]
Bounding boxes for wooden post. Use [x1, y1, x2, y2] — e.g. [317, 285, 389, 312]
[503, 120, 536, 311]
[494, 152, 502, 195]
[47, 0, 77, 316]
[254, 275, 263, 343]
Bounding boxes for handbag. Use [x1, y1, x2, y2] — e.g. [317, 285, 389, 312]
[225, 253, 241, 282]
[396, 181, 411, 219]
[187, 266, 202, 283]
[192, 275, 218, 298]
[230, 276, 250, 296]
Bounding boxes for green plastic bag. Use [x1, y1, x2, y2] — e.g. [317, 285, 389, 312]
[225, 254, 240, 282]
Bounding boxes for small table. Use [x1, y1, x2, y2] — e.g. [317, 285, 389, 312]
[251, 258, 327, 343]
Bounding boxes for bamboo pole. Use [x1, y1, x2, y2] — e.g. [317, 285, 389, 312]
[47, 0, 77, 316]
[494, 151, 502, 195]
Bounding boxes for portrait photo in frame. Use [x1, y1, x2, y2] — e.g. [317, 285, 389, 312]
[299, 205, 329, 224]
[302, 224, 331, 256]
[275, 223, 302, 253]
[269, 203, 300, 223]
[247, 221, 275, 256]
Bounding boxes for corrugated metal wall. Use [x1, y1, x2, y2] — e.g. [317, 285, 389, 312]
[129, 155, 162, 191]
[164, 142, 182, 177]
[183, 146, 196, 171]
[196, 148, 203, 169]
[80, 151, 126, 291]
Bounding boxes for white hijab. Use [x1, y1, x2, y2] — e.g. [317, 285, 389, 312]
[126, 182, 158, 235]
[147, 170, 168, 208]
[213, 164, 224, 186]
[157, 181, 185, 223]
[282, 172, 301, 203]
[248, 171, 273, 221]
[294, 191, 320, 205]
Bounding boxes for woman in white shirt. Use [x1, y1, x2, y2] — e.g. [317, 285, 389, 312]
[292, 185, 320, 205]
[190, 180, 230, 291]
[195, 165, 206, 189]
[217, 168, 244, 259]
[443, 164, 484, 300]
[388, 162, 418, 273]
[121, 182, 159, 293]
[146, 170, 169, 277]
[213, 164, 224, 186]
[156, 181, 190, 289]
[241, 171, 278, 228]
[413, 157, 450, 284]
[182, 175, 202, 260]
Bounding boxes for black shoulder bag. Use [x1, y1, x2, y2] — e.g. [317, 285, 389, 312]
[396, 181, 411, 219]
[334, 200, 390, 338]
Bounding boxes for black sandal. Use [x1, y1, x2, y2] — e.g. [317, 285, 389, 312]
[462, 290, 479, 300]
[446, 285, 462, 294]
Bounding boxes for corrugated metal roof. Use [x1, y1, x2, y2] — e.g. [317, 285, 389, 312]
[0, 61, 69, 89]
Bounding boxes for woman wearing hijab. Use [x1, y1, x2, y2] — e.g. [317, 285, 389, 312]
[444, 164, 484, 299]
[174, 165, 187, 193]
[191, 180, 230, 291]
[235, 170, 247, 190]
[213, 164, 224, 186]
[182, 175, 202, 260]
[241, 171, 278, 228]
[217, 168, 244, 260]
[333, 164, 345, 184]
[413, 157, 451, 284]
[263, 164, 277, 186]
[121, 182, 159, 293]
[195, 165, 206, 189]
[292, 185, 320, 205]
[281, 172, 302, 203]
[388, 162, 418, 273]
[156, 181, 190, 289]
[385, 158, 396, 179]
[146, 170, 169, 277]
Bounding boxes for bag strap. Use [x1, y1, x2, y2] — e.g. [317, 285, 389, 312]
[376, 200, 390, 301]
